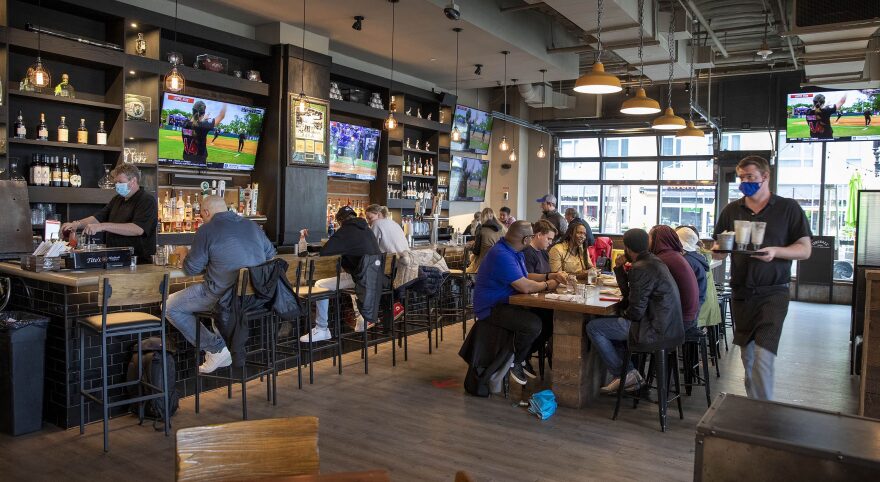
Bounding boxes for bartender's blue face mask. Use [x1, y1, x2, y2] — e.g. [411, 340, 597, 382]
[115, 178, 131, 197]
[738, 171, 766, 198]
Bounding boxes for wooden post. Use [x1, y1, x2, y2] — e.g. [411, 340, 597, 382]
[552, 311, 603, 408]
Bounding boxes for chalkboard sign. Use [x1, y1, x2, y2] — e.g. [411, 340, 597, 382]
[798, 236, 835, 285]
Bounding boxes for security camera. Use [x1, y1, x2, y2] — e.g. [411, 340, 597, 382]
[444, 2, 461, 20]
[352, 16, 364, 31]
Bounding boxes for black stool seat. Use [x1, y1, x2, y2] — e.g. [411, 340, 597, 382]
[80, 312, 162, 332]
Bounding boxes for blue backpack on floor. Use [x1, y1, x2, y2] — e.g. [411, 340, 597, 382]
[528, 389, 557, 420]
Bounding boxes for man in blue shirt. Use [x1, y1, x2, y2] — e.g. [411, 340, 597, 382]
[473, 220, 561, 384]
[168, 195, 276, 373]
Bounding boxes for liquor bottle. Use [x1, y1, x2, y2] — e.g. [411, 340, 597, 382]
[50, 156, 62, 187]
[70, 156, 82, 187]
[37, 113, 49, 141]
[58, 116, 69, 142]
[184, 196, 193, 232]
[162, 192, 171, 230]
[29, 154, 39, 185]
[14, 111, 27, 139]
[61, 156, 70, 187]
[77, 118, 88, 144]
[36, 155, 47, 186]
[96, 121, 107, 145]
[192, 197, 201, 230]
[176, 191, 185, 222]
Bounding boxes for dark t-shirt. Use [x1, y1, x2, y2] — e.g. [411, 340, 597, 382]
[522, 245, 550, 275]
[93, 188, 158, 262]
[713, 194, 811, 290]
[182, 118, 215, 164]
[805, 106, 836, 139]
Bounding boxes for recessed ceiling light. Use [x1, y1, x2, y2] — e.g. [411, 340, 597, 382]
[430, 58, 437, 62]
[129, 70, 136, 75]
[128, 137, 135, 141]
[131, 22, 138, 28]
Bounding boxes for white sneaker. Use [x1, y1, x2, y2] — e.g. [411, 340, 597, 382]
[299, 327, 332, 343]
[199, 347, 232, 374]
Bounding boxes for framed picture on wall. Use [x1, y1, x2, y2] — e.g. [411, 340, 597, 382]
[289, 95, 329, 166]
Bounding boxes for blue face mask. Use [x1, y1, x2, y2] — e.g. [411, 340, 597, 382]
[115, 182, 131, 197]
[739, 181, 762, 197]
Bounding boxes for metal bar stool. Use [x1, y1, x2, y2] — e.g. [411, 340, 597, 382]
[297, 256, 344, 382]
[78, 272, 171, 452]
[340, 254, 396, 373]
[682, 328, 713, 407]
[612, 346, 684, 432]
[194, 267, 278, 420]
[273, 256, 304, 390]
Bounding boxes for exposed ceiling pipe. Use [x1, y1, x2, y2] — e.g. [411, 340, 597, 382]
[499, 2, 546, 13]
[681, 0, 729, 58]
[617, 66, 798, 86]
[548, 40, 660, 54]
[775, 0, 798, 68]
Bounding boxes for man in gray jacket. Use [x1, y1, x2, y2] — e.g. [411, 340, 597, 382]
[536, 194, 567, 244]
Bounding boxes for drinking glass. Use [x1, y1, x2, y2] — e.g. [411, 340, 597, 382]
[734, 220, 751, 251]
[750, 222, 767, 249]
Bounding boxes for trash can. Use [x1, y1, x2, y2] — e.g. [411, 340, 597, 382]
[0, 311, 49, 435]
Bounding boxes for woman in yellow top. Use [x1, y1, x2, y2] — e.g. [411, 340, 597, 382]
[549, 223, 593, 277]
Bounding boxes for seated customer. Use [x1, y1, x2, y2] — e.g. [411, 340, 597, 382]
[166, 195, 276, 373]
[548, 222, 593, 277]
[472, 221, 561, 385]
[521, 220, 568, 365]
[649, 225, 700, 331]
[586, 229, 684, 393]
[466, 208, 505, 274]
[463, 211, 481, 238]
[674, 226, 708, 314]
[677, 226, 722, 328]
[301, 206, 382, 342]
[364, 204, 407, 319]
[498, 206, 516, 229]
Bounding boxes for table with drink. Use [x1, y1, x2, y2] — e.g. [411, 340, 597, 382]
[509, 276, 620, 408]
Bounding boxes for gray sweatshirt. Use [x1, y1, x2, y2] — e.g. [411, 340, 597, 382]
[371, 218, 410, 254]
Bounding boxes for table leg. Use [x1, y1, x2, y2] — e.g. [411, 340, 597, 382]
[551, 311, 603, 408]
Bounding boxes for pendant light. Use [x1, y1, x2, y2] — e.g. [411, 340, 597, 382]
[652, 3, 685, 131]
[384, 0, 399, 130]
[164, 0, 185, 93]
[620, 0, 660, 115]
[508, 77, 519, 162]
[297, 0, 308, 114]
[677, 27, 703, 138]
[28, 0, 51, 89]
[536, 69, 547, 158]
[450, 27, 463, 143]
[574, 0, 621, 94]
[498, 51, 510, 152]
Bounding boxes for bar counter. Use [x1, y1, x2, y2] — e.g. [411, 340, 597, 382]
[0, 262, 202, 429]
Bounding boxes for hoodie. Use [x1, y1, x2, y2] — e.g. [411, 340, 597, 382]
[320, 217, 381, 273]
[682, 250, 709, 307]
[468, 218, 504, 273]
[650, 225, 700, 326]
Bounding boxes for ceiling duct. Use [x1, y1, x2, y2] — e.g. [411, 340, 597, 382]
[517, 82, 576, 109]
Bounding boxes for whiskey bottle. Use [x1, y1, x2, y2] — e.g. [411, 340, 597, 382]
[77, 118, 88, 144]
[70, 156, 82, 187]
[58, 116, 69, 143]
[50, 156, 62, 187]
[37, 113, 49, 141]
[61, 156, 70, 187]
[14, 111, 27, 139]
[29, 154, 39, 186]
[38, 155, 49, 186]
[96, 121, 107, 145]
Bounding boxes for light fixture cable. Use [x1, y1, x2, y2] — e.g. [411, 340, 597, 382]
[298, 0, 307, 113]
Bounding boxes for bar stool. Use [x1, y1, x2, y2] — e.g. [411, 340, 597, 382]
[194, 267, 278, 420]
[612, 345, 683, 432]
[78, 272, 171, 452]
[682, 328, 713, 407]
[273, 256, 304, 390]
[298, 256, 343, 382]
[436, 246, 471, 341]
[339, 254, 394, 373]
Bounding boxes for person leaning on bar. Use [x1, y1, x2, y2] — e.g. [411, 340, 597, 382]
[60, 163, 157, 264]
[471, 220, 562, 386]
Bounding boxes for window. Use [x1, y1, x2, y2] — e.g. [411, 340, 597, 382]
[558, 185, 600, 230]
[603, 136, 657, 157]
[603, 161, 656, 181]
[603, 185, 657, 233]
[660, 160, 714, 181]
[558, 161, 600, 181]
[660, 134, 713, 156]
[558, 138, 600, 157]
[776, 134, 823, 234]
[721, 131, 774, 151]
[659, 186, 717, 237]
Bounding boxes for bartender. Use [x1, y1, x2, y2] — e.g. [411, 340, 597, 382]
[60, 163, 157, 263]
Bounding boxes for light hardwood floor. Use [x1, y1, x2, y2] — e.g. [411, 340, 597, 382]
[0, 301, 858, 481]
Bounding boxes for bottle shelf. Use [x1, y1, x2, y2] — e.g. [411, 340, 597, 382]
[329, 99, 389, 121]
[9, 89, 123, 110]
[8, 138, 123, 152]
[401, 173, 437, 180]
[403, 147, 437, 155]
[27, 186, 116, 204]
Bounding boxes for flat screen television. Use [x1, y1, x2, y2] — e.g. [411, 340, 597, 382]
[786, 89, 880, 142]
[328, 121, 381, 181]
[450, 105, 494, 154]
[159, 92, 266, 170]
[449, 155, 489, 202]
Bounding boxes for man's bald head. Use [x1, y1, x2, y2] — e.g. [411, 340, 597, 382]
[200, 195, 227, 223]
[505, 220, 534, 251]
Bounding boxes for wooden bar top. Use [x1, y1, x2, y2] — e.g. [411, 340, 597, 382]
[0, 261, 190, 287]
[509, 292, 618, 316]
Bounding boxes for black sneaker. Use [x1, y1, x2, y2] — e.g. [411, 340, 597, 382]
[522, 359, 537, 379]
[509, 363, 528, 385]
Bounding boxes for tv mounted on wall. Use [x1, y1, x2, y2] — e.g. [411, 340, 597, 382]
[451, 105, 494, 154]
[786, 89, 880, 143]
[449, 155, 489, 202]
[328, 121, 380, 181]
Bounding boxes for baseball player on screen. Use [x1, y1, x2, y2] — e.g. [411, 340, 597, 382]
[805, 93, 846, 139]
[182, 101, 227, 165]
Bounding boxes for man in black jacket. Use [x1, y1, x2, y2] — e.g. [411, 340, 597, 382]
[536, 194, 567, 244]
[586, 228, 684, 393]
[300, 206, 382, 342]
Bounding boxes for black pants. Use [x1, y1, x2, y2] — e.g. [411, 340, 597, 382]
[529, 308, 553, 355]
[480, 304, 542, 363]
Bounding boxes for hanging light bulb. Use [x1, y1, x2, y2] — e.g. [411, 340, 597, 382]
[621, 0, 659, 114]
[536, 69, 549, 159]
[29, 57, 51, 89]
[574, 0, 621, 95]
[297, 92, 308, 114]
[499, 135, 509, 152]
[385, 112, 398, 130]
[652, 3, 685, 131]
[537, 143, 546, 159]
[298, 1, 308, 115]
[165, 66, 185, 93]
[451, 27, 462, 144]
[508, 149, 517, 162]
[385, 0, 398, 131]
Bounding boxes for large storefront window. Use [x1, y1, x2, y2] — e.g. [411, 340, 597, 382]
[824, 141, 880, 267]
[603, 136, 657, 157]
[558, 185, 600, 230]
[776, 135, 823, 234]
[603, 185, 657, 233]
[720, 131, 774, 151]
[659, 186, 717, 236]
[558, 138, 600, 157]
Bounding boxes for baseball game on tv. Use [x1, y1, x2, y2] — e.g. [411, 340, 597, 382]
[786, 89, 880, 143]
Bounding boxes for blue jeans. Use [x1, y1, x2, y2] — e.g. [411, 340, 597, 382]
[740, 341, 776, 400]
[586, 316, 632, 377]
[165, 283, 226, 353]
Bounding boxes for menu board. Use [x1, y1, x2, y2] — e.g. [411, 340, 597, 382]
[798, 236, 835, 284]
[290, 95, 328, 166]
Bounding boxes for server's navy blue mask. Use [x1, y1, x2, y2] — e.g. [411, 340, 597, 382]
[739, 181, 762, 197]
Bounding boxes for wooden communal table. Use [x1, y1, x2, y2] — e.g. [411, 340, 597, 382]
[509, 293, 618, 408]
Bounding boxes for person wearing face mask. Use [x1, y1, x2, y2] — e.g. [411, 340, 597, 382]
[165, 195, 276, 373]
[713, 156, 812, 401]
[60, 163, 157, 263]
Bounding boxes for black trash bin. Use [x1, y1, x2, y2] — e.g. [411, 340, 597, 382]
[0, 311, 49, 435]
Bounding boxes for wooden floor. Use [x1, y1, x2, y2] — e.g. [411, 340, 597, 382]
[0, 301, 858, 481]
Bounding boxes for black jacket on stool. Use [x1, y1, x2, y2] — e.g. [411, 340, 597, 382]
[614, 252, 685, 352]
[320, 217, 384, 323]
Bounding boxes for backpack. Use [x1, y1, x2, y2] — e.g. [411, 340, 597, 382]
[126, 337, 179, 428]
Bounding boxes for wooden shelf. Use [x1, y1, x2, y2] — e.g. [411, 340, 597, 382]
[397, 114, 451, 133]
[402, 173, 436, 180]
[9, 138, 123, 152]
[9, 89, 122, 110]
[386, 198, 415, 209]
[387, 155, 403, 166]
[124, 121, 159, 141]
[403, 147, 437, 156]
[7, 27, 126, 68]
[27, 186, 116, 204]
[329, 99, 388, 121]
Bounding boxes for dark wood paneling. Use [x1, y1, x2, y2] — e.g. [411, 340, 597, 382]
[283, 165, 329, 244]
[252, 45, 286, 244]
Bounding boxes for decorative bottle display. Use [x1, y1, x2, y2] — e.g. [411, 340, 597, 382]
[14, 111, 27, 139]
[99, 164, 115, 189]
[96, 121, 107, 145]
[36, 113, 49, 141]
[50, 156, 61, 187]
[70, 156, 82, 187]
[38, 155, 50, 186]
[77, 118, 88, 144]
[61, 157, 70, 187]
[57, 116, 69, 142]
[54, 73, 75, 99]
